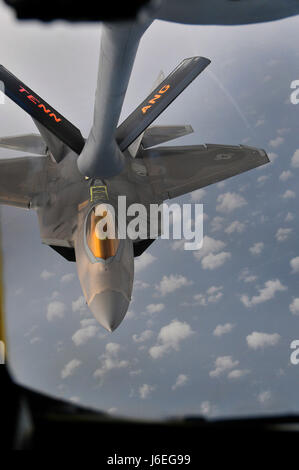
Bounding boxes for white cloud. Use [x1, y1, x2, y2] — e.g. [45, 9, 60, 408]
[282, 189, 296, 199]
[210, 216, 224, 232]
[155, 274, 193, 296]
[225, 220, 245, 234]
[190, 188, 206, 202]
[134, 280, 150, 289]
[285, 212, 294, 222]
[139, 384, 156, 399]
[213, 323, 235, 337]
[258, 390, 272, 404]
[135, 252, 156, 273]
[107, 407, 118, 414]
[72, 324, 99, 346]
[200, 401, 217, 417]
[216, 192, 247, 213]
[30, 337, 42, 345]
[291, 149, 299, 167]
[290, 256, 299, 273]
[240, 296, 254, 308]
[246, 332, 280, 350]
[126, 310, 135, 319]
[133, 330, 153, 343]
[289, 298, 299, 315]
[275, 227, 293, 242]
[249, 242, 264, 256]
[194, 286, 223, 306]
[72, 296, 87, 313]
[171, 239, 185, 251]
[47, 301, 66, 322]
[227, 369, 250, 379]
[172, 374, 189, 390]
[94, 342, 129, 381]
[277, 128, 290, 136]
[146, 303, 165, 314]
[201, 251, 231, 270]
[149, 320, 194, 359]
[276, 227, 292, 242]
[61, 359, 82, 379]
[269, 136, 284, 148]
[239, 268, 257, 283]
[208, 290, 223, 303]
[206, 286, 223, 302]
[279, 170, 292, 182]
[194, 236, 225, 261]
[207, 286, 221, 295]
[192, 293, 206, 306]
[241, 279, 287, 308]
[209, 356, 239, 378]
[61, 273, 75, 283]
[106, 343, 121, 355]
[69, 396, 80, 404]
[268, 152, 278, 162]
[41, 270, 55, 280]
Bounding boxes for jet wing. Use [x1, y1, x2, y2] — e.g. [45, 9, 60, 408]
[0, 156, 46, 208]
[141, 125, 194, 149]
[141, 144, 269, 200]
[0, 134, 47, 155]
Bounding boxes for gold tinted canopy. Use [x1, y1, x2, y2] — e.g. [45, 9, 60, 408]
[86, 205, 119, 260]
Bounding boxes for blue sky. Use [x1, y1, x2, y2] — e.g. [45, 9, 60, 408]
[1, 4, 299, 419]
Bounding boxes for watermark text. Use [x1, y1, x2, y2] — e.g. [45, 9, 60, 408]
[92, 197, 203, 251]
[290, 80, 299, 104]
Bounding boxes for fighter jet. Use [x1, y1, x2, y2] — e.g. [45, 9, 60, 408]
[0, 55, 269, 331]
[0, 17, 271, 331]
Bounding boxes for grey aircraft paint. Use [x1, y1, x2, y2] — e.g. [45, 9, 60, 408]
[154, 0, 299, 26]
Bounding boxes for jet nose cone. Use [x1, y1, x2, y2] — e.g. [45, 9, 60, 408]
[89, 290, 129, 332]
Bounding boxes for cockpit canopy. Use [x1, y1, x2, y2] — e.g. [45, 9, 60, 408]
[85, 204, 119, 260]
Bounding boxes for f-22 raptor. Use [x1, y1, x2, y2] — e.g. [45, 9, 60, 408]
[0, 17, 271, 331]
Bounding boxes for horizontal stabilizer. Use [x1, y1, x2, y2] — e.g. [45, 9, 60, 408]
[141, 144, 269, 200]
[0, 133, 46, 155]
[128, 70, 165, 157]
[0, 155, 46, 208]
[116, 56, 210, 151]
[141, 125, 193, 148]
[0, 65, 85, 155]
